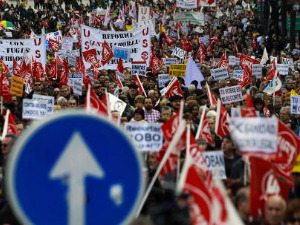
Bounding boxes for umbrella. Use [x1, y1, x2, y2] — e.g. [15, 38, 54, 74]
[0, 20, 15, 30]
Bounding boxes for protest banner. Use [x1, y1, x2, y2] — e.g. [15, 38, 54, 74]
[125, 123, 163, 151]
[232, 69, 244, 80]
[263, 76, 282, 94]
[291, 95, 300, 114]
[11, 76, 24, 97]
[73, 79, 82, 96]
[81, 24, 151, 69]
[230, 117, 278, 154]
[202, 151, 227, 179]
[0, 36, 46, 71]
[174, 12, 204, 25]
[172, 47, 186, 59]
[46, 31, 62, 49]
[228, 56, 236, 65]
[32, 94, 54, 114]
[22, 99, 48, 119]
[211, 67, 229, 80]
[169, 64, 186, 77]
[68, 72, 83, 87]
[158, 74, 172, 88]
[138, 6, 150, 27]
[176, 0, 197, 9]
[112, 46, 130, 61]
[68, 54, 76, 67]
[61, 37, 73, 51]
[108, 93, 127, 115]
[162, 58, 177, 67]
[277, 64, 289, 75]
[219, 85, 243, 104]
[252, 64, 262, 78]
[131, 62, 147, 76]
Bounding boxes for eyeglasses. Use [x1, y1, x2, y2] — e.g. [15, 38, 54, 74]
[1, 144, 8, 147]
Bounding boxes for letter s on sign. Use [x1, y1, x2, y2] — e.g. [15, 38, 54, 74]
[35, 50, 41, 58]
[143, 39, 148, 48]
[84, 41, 89, 51]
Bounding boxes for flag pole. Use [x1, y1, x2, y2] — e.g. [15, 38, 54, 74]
[135, 121, 186, 218]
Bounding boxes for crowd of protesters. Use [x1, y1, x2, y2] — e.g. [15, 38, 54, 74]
[0, 0, 298, 224]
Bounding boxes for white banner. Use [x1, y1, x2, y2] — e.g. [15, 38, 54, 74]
[162, 58, 177, 67]
[22, 99, 48, 120]
[211, 67, 229, 80]
[291, 96, 300, 115]
[263, 76, 282, 94]
[108, 93, 127, 116]
[219, 85, 243, 104]
[138, 6, 150, 27]
[277, 64, 289, 75]
[176, 0, 197, 9]
[252, 64, 262, 78]
[0, 36, 46, 70]
[73, 79, 82, 96]
[158, 74, 172, 88]
[32, 94, 54, 114]
[131, 62, 147, 76]
[81, 24, 151, 69]
[125, 123, 163, 151]
[68, 72, 83, 87]
[230, 117, 278, 154]
[172, 47, 186, 59]
[202, 151, 227, 179]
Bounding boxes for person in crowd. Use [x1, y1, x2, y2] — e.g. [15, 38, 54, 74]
[144, 97, 160, 123]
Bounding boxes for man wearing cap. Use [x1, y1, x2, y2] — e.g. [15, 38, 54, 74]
[127, 83, 139, 107]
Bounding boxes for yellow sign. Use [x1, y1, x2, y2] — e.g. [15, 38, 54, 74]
[291, 89, 298, 96]
[11, 76, 24, 97]
[169, 64, 187, 77]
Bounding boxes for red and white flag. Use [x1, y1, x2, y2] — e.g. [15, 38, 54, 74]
[149, 52, 164, 74]
[206, 42, 212, 56]
[0, 74, 12, 103]
[134, 75, 147, 96]
[251, 37, 257, 50]
[249, 156, 290, 217]
[162, 77, 184, 99]
[209, 34, 218, 43]
[2, 110, 19, 139]
[240, 54, 260, 71]
[58, 59, 69, 88]
[218, 53, 230, 72]
[196, 108, 213, 144]
[0, 58, 9, 76]
[215, 99, 230, 138]
[83, 48, 101, 68]
[101, 41, 114, 66]
[234, 41, 239, 57]
[49, 39, 60, 52]
[238, 66, 252, 87]
[241, 93, 257, 117]
[206, 82, 217, 106]
[85, 85, 110, 117]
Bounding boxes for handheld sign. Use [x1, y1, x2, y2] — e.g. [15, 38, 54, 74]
[6, 111, 144, 225]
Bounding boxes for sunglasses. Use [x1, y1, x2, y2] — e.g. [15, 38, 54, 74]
[1, 144, 8, 147]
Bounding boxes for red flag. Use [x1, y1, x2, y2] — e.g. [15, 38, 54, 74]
[92, 14, 101, 25]
[206, 83, 217, 106]
[206, 43, 212, 56]
[234, 41, 239, 57]
[101, 40, 114, 66]
[196, 109, 213, 144]
[164, 78, 184, 99]
[83, 49, 101, 68]
[240, 94, 257, 117]
[0, 58, 9, 76]
[165, 34, 175, 46]
[264, 105, 271, 117]
[215, 99, 230, 138]
[149, 52, 164, 74]
[218, 53, 230, 72]
[0, 75, 12, 103]
[240, 54, 260, 71]
[249, 156, 290, 217]
[46, 61, 57, 79]
[180, 36, 192, 52]
[266, 60, 277, 81]
[238, 66, 252, 87]
[207, 0, 215, 4]
[209, 35, 218, 43]
[13, 58, 22, 77]
[58, 60, 69, 88]
[7, 111, 19, 136]
[32, 62, 45, 81]
[42, 20, 49, 27]
[134, 75, 146, 96]
[251, 37, 257, 50]
[85, 85, 109, 117]
[175, 21, 182, 31]
[49, 39, 60, 52]
[117, 58, 124, 73]
[77, 57, 92, 85]
[196, 43, 206, 64]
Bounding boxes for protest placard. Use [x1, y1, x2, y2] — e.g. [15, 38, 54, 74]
[219, 85, 243, 104]
[277, 64, 289, 75]
[22, 99, 48, 119]
[32, 94, 54, 114]
[228, 56, 236, 65]
[252, 64, 262, 78]
[108, 93, 127, 115]
[172, 47, 186, 59]
[112, 46, 130, 61]
[125, 123, 163, 151]
[291, 96, 300, 114]
[199, 35, 209, 45]
[138, 6, 150, 27]
[169, 64, 186, 77]
[174, 12, 204, 25]
[158, 74, 172, 88]
[232, 69, 244, 80]
[282, 57, 294, 69]
[68, 54, 76, 67]
[230, 117, 278, 154]
[68, 72, 83, 87]
[116, 71, 125, 82]
[73, 79, 82, 96]
[11, 76, 24, 97]
[131, 62, 147, 76]
[61, 37, 74, 51]
[202, 151, 227, 179]
[81, 24, 151, 69]
[162, 58, 177, 67]
[211, 67, 228, 80]
[263, 76, 282, 94]
[176, 0, 197, 9]
[0, 37, 46, 70]
[235, 57, 240, 65]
